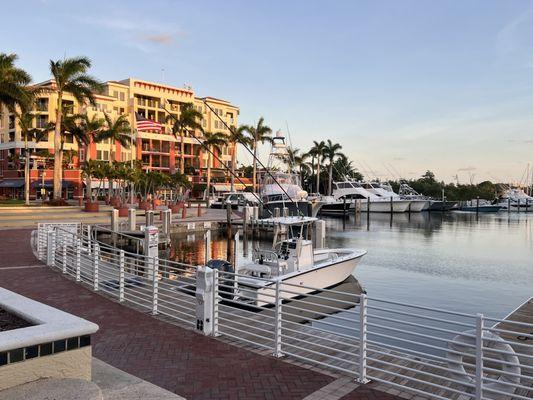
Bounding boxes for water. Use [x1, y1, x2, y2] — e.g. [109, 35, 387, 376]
[167, 211, 533, 319]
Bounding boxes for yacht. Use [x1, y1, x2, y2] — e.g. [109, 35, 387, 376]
[332, 179, 410, 212]
[231, 216, 366, 306]
[259, 131, 320, 218]
[398, 183, 456, 211]
[372, 182, 428, 212]
[496, 188, 533, 210]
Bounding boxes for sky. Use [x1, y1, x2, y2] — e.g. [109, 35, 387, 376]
[3, 0, 533, 183]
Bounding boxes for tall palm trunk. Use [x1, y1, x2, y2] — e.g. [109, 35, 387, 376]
[206, 148, 212, 202]
[316, 162, 321, 195]
[252, 141, 257, 193]
[328, 163, 333, 196]
[230, 141, 236, 192]
[24, 142, 30, 206]
[53, 94, 63, 199]
[180, 130, 185, 174]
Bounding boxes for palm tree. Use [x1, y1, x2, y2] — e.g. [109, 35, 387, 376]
[228, 125, 252, 192]
[243, 117, 272, 192]
[81, 114, 105, 161]
[288, 147, 311, 185]
[0, 53, 32, 111]
[323, 139, 344, 196]
[97, 113, 132, 162]
[49, 56, 103, 199]
[309, 140, 326, 194]
[167, 103, 203, 174]
[17, 111, 52, 205]
[201, 131, 228, 201]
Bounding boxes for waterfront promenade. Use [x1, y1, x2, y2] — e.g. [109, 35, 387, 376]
[0, 229, 404, 400]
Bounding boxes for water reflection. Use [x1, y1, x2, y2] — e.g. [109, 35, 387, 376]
[167, 211, 532, 319]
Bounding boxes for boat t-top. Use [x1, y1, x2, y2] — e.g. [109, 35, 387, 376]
[234, 216, 366, 306]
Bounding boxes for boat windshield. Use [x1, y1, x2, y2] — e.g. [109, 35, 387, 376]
[262, 173, 301, 187]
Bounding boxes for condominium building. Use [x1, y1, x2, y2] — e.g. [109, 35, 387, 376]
[0, 78, 239, 199]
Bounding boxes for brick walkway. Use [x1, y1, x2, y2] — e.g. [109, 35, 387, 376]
[0, 229, 404, 400]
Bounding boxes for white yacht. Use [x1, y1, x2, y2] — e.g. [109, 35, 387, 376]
[497, 188, 533, 210]
[260, 131, 320, 217]
[379, 182, 429, 212]
[234, 216, 366, 306]
[332, 179, 410, 212]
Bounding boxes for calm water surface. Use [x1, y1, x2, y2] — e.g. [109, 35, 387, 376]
[168, 211, 532, 318]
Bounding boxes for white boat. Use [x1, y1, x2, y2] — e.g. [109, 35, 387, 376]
[331, 179, 410, 212]
[398, 183, 431, 211]
[234, 216, 366, 306]
[497, 188, 533, 210]
[260, 131, 319, 217]
[380, 183, 429, 212]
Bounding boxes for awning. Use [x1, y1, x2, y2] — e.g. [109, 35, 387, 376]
[213, 183, 246, 192]
[31, 180, 74, 189]
[0, 179, 25, 188]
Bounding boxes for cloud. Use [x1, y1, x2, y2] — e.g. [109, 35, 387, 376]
[457, 166, 476, 172]
[144, 34, 173, 45]
[78, 14, 183, 52]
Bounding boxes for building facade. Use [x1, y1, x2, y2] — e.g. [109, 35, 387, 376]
[0, 78, 239, 199]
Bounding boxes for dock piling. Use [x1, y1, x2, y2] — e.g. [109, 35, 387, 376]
[128, 208, 136, 231]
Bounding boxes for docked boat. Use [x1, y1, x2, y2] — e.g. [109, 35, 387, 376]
[332, 179, 410, 212]
[260, 131, 319, 218]
[311, 195, 353, 216]
[399, 183, 456, 211]
[427, 200, 459, 211]
[458, 200, 501, 213]
[496, 188, 533, 211]
[232, 216, 366, 307]
[210, 192, 260, 210]
[378, 182, 429, 212]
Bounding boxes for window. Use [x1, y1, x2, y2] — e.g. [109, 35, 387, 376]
[96, 150, 109, 161]
[36, 115, 48, 129]
[119, 92, 125, 101]
[79, 148, 85, 162]
[8, 115, 15, 130]
[113, 91, 118, 98]
[119, 107, 125, 115]
[36, 98, 48, 112]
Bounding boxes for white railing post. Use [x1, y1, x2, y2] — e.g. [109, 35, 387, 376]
[46, 230, 56, 267]
[152, 256, 159, 315]
[475, 313, 484, 400]
[273, 281, 283, 357]
[93, 243, 100, 291]
[75, 239, 81, 282]
[212, 269, 219, 337]
[357, 294, 369, 383]
[62, 239, 67, 274]
[119, 250, 125, 302]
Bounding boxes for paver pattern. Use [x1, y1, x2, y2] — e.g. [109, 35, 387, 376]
[0, 229, 404, 400]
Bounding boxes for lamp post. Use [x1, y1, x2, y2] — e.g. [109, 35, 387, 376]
[24, 133, 30, 206]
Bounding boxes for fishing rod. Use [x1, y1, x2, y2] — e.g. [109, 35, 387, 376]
[200, 99, 305, 217]
[159, 103, 273, 216]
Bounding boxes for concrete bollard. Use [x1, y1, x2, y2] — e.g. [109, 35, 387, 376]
[128, 208, 136, 231]
[253, 206, 259, 220]
[162, 209, 171, 236]
[282, 207, 289, 217]
[111, 209, 119, 232]
[197, 203, 202, 217]
[182, 205, 187, 219]
[274, 207, 280, 218]
[195, 266, 214, 335]
[145, 210, 154, 227]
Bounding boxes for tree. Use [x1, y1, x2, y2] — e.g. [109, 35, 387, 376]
[17, 111, 52, 205]
[81, 114, 105, 161]
[309, 140, 326, 194]
[201, 131, 228, 201]
[167, 103, 203, 174]
[228, 125, 252, 192]
[243, 117, 272, 192]
[49, 56, 103, 199]
[323, 140, 344, 195]
[96, 113, 132, 162]
[421, 170, 436, 183]
[0, 53, 32, 111]
[288, 147, 311, 185]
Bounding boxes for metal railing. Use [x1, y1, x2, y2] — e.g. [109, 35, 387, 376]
[37, 223, 533, 400]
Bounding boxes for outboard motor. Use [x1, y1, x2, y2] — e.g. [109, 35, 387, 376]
[206, 259, 235, 300]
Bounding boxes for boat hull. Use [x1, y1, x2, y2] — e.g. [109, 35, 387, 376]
[459, 205, 502, 213]
[319, 201, 353, 216]
[242, 250, 365, 307]
[361, 200, 411, 213]
[428, 201, 458, 211]
[261, 201, 312, 218]
[407, 200, 430, 212]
